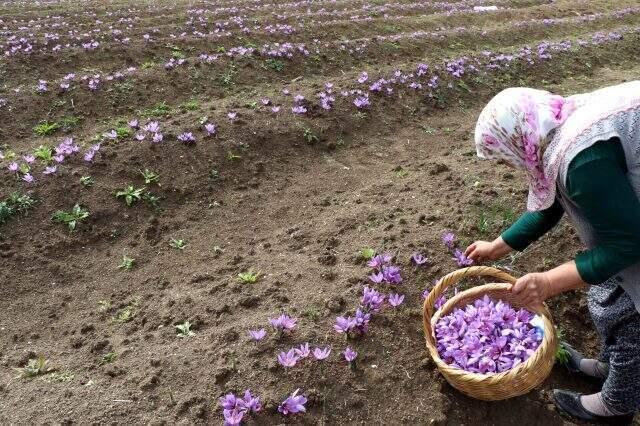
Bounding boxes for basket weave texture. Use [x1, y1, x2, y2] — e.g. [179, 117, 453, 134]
[423, 266, 558, 401]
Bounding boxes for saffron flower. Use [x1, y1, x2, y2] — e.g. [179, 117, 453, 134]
[381, 265, 402, 284]
[388, 293, 405, 307]
[261, 98, 271, 105]
[367, 253, 392, 270]
[219, 390, 261, 426]
[313, 346, 331, 360]
[8, 162, 19, 173]
[291, 105, 307, 114]
[353, 308, 370, 333]
[358, 71, 369, 83]
[227, 112, 237, 121]
[453, 249, 474, 267]
[353, 96, 370, 109]
[103, 130, 117, 140]
[278, 389, 307, 415]
[361, 286, 385, 312]
[435, 295, 542, 374]
[144, 121, 160, 133]
[177, 132, 196, 144]
[343, 346, 358, 362]
[271, 106, 281, 113]
[412, 253, 428, 265]
[135, 133, 146, 141]
[23, 155, 35, 163]
[368, 272, 384, 284]
[334, 316, 356, 334]
[248, 329, 266, 341]
[277, 349, 299, 368]
[43, 166, 57, 175]
[152, 133, 163, 143]
[269, 314, 297, 332]
[294, 342, 310, 358]
[223, 409, 243, 426]
[128, 119, 139, 129]
[204, 123, 217, 136]
[22, 173, 34, 183]
[442, 232, 456, 249]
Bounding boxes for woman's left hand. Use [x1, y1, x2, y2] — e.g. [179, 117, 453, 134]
[511, 272, 552, 307]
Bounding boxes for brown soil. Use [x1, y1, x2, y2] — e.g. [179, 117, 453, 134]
[1, 0, 640, 424]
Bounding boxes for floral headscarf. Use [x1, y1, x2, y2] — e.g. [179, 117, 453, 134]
[474, 87, 579, 211]
[476, 83, 640, 210]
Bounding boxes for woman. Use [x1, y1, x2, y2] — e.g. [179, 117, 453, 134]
[465, 82, 640, 424]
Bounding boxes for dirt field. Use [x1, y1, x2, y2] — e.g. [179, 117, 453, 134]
[1, 0, 640, 424]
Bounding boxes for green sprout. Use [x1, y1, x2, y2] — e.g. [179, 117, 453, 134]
[52, 204, 90, 231]
[175, 321, 195, 337]
[34, 145, 53, 163]
[99, 352, 117, 365]
[359, 248, 376, 260]
[142, 192, 161, 208]
[43, 371, 74, 383]
[115, 126, 132, 139]
[227, 151, 241, 161]
[33, 121, 60, 136]
[303, 128, 319, 144]
[15, 355, 52, 378]
[8, 192, 36, 214]
[116, 185, 145, 206]
[265, 58, 285, 72]
[80, 176, 95, 187]
[0, 202, 13, 225]
[169, 238, 186, 250]
[115, 305, 135, 323]
[118, 255, 135, 271]
[237, 270, 260, 284]
[139, 169, 160, 185]
[555, 328, 570, 366]
[98, 300, 112, 311]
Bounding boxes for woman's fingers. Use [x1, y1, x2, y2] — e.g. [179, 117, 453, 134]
[464, 243, 477, 257]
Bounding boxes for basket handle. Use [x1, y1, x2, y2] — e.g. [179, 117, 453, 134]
[422, 266, 517, 347]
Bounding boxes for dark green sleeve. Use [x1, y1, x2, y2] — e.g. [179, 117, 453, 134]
[567, 139, 640, 284]
[501, 198, 564, 251]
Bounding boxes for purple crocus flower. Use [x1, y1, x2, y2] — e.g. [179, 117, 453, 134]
[261, 98, 271, 105]
[343, 346, 357, 362]
[103, 130, 117, 140]
[223, 409, 244, 426]
[368, 272, 384, 284]
[453, 249, 473, 267]
[334, 316, 356, 334]
[442, 232, 456, 249]
[269, 314, 297, 332]
[22, 173, 34, 183]
[23, 155, 35, 163]
[177, 132, 196, 144]
[381, 265, 402, 284]
[353, 96, 370, 109]
[412, 253, 428, 265]
[8, 162, 19, 173]
[271, 106, 281, 113]
[219, 393, 240, 411]
[388, 293, 405, 307]
[357, 71, 369, 83]
[204, 123, 217, 136]
[367, 253, 392, 270]
[361, 286, 385, 312]
[313, 346, 331, 360]
[278, 389, 307, 415]
[242, 390, 261, 413]
[144, 121, 160, 133]
[227, 112, 237, 121]
[152, 132, 163, 143]
[294, 342, 310, 358]
[291, 105, 307, 114]
[353, 308, 370, 333]
[128, 119, 139, 129]
[135, 133, 146, 141]
[277, 349, 299, 368]
[43, 166, 57, 175]
[248, 329, 266, 341]
[54, 154, 65, 163]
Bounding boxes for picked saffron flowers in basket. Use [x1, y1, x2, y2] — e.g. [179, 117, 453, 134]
[435, 295, 544, 374]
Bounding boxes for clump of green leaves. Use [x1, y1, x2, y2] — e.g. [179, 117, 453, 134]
[302, 306, 322, 321]
[142, 192, 161, 208]
[169, 238, 186, 250]
[303, 128, 319, 144]
[394, 166, 408, 178]
[219, 65, 237, 86]
[34, 145, 53, 163]
[555, 328, 570, 366]
[98, 300, 112, 311]
[1, 192, 37, 225]
[141, 101, 171, 118]
[115, 126, 132, 139]
[118, 255, 135, 271]
[80, 176, 95, 187]
[175, 321, 195, 337]
[179, 100, 200, 111]
[52, 204, 90, 231]
[115, 304, 136, 323]
[43, 371, 74, 383]
[140, 169, 160, 185]
[116, 185, 145, 206]
[359, 248, 376, 260]
[265, 58, 285, 72]
[15, 355, 52, 378]
[33, 121, 60, 136]
[227, 151, 241, 161]
[237, 270, 260, 284]
[100, 352, 117, 365]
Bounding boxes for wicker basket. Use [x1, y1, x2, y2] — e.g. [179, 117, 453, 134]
[423, 266, 558, 401]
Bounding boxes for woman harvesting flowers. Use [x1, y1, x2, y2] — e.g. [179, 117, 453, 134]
[466, 82, 640, 423]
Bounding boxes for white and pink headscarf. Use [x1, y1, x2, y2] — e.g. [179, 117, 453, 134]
[475, 82, 640, 211]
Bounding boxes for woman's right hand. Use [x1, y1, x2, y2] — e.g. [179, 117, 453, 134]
[465, 237, 512, 263]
